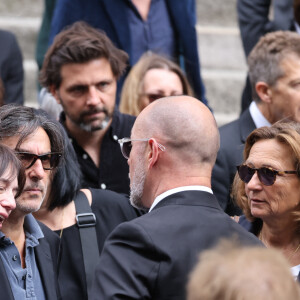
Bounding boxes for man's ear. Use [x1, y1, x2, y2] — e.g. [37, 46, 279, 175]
[255, 81, 272, 104]
[147, 139, 159, 170]
[49, 85, 61, 104]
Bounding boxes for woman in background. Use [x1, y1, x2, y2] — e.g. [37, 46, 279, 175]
[119, 52, 193, 116]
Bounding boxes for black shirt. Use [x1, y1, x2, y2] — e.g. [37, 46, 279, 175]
[60, 109, 135, 195]
[55, 188, 141, 300]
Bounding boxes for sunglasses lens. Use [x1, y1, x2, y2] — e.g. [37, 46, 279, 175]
[45, 153, 61, 170]
[122, 141, 132, 159]
[16, 153, 35, 169]
[237, 165, 255, 183]
[16, 152, 61, 170]
[258, 167, 276, 186]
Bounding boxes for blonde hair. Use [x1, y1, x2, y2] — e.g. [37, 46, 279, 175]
[187, 239, 300, 300]
[119, 53, 193, 116]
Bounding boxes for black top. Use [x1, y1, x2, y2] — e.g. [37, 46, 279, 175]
[55, 188, 141, 300]
[60, 109, 136, 195]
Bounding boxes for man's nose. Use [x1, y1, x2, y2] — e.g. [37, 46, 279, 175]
[86, 86, 100, 105]
[27, 159, 46, 180]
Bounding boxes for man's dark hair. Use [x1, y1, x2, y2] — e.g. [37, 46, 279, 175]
[0, 104, 64, 156]
[47, 122, 81, 210]
[39, 21, 129, 89]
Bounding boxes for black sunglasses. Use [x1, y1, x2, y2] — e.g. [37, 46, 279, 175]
[15, 152, 62, 170]
[237, 165, 298, 186]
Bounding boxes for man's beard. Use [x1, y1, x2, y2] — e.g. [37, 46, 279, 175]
[16, 182, 46, 214]
[59, 96, 114, 132]
[129, 157, 147, 210]
[77, 107, 112, 132]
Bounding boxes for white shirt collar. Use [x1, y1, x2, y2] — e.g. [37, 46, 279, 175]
[249, 101, 271, 128]
[149, 185, 213, 212]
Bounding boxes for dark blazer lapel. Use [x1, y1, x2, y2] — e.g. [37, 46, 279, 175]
[35, 239, 57, 300]
[0, 257, 14, 299]
[101, 0, 131, 55]
[239, 108, 256, 143]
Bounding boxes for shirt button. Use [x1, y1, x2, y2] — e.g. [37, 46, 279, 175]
[82, 154, 88, 159]
[12, 255, 17, 261]
[113, 135, 118, 141]
[100, 183, 106, 190]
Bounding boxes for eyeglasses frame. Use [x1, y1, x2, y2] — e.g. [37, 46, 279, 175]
[14, 151, 62, 170]
[236, 164, 298, 186]
[118, 138, 166, 159]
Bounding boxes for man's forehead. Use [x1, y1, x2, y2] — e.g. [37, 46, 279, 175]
[60, 58, 114, 82]
[1, 127, 51, 151]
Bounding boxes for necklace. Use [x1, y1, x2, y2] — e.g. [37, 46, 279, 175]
[259, 231, 300, 260]
[59, 208, 64, 238]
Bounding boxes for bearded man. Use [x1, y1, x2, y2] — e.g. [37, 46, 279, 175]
[40, 21, 135, 194]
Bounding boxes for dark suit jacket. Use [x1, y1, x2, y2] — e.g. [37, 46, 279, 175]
[0, 30, 24, 105]
[91, 190, 261, 299]
[212, 108, 256, 216]
[49, 0, 207, 104]
[37, 221, 61, 299]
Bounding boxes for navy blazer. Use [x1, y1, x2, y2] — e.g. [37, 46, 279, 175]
[37, 222, 61, 299]
[49, 0, 207, 104]
[92, 190, 261, 299]
[212, 108, 256, 216]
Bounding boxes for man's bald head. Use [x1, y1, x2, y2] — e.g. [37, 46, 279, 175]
[133, 96, 220, 167]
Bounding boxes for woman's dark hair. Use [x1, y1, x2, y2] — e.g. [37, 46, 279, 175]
[47, 122, 81, 210]
[0, 143, 25, 198]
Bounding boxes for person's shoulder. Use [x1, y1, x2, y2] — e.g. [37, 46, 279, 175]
[90, 188, 143, 216]
[0, 29, 16, 41]
[37, 220, 60, 243]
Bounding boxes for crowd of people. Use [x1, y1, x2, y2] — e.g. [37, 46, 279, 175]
[0, 1, 300, 299]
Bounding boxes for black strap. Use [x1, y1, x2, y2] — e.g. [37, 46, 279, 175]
[74, 191, 99, 299]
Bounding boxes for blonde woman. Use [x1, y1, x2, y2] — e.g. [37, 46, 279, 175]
[119, 53, 193, 116]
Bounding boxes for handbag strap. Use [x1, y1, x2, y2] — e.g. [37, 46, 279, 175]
[74, 190, 99, 299]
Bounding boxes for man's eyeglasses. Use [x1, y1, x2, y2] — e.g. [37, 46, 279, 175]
[236, 164, 298, 186]
[15, 152, 62, 170]
[118, 138, 166, 159]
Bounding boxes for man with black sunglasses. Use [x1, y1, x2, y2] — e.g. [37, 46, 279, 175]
[92, 96, 261, 300]
[0, 105, 63, 299]
[40, 21, 135, 196]
[212, 31, 300, 216]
